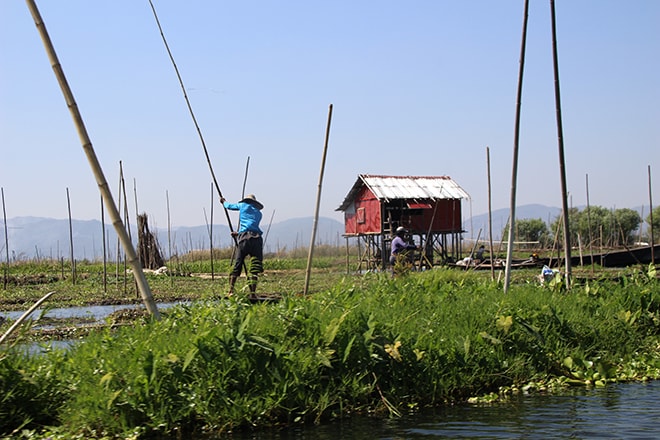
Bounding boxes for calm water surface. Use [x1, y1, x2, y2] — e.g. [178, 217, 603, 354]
[220, 381, 660, 439]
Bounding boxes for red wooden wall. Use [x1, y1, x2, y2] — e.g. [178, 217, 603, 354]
[343, 188, 463, 235]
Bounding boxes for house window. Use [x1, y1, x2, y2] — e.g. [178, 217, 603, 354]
[357, 207, 366, 224]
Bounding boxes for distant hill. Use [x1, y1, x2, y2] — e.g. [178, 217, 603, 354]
[0, 216, 345, 261]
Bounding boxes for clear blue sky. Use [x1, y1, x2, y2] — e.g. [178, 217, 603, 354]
[1, 1, 658, 229]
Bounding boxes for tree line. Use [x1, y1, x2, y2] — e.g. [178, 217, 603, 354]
[505, 206, 660, 249]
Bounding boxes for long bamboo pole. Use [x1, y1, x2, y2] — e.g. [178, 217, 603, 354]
[24, 0, 160, 318]
[486, 147, 495, 280]
[586, 174, 594, 274]
[147, 1, 235, 235]
[101, 194, 107, 293]
[115, 162, 122, 289]
[0, 291, 56, 345]
[550, 0, 572, 288]
[2, 188, 8, 290]
[649, 165, 655, 263]
[263, 210, 276, 249]
[120, 165, 131, 295]
[504, 0, 530, 293]
[304, 104, 333, 295]
[209, 183, 215, 281]
[166, 190, 174, 287]
[419, 201, 439, 270]
[242, 156, 251, 199]
[66, 188, 75, 284]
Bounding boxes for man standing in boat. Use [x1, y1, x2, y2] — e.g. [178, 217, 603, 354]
[220, 194, 264, 295]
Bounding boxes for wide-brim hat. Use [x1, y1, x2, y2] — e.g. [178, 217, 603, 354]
[241, 194, 263, 210]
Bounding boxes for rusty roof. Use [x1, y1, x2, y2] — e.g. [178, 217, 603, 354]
[336, 174, 470, 211]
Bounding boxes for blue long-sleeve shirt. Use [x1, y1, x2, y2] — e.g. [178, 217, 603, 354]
[224, 201, 263, 235]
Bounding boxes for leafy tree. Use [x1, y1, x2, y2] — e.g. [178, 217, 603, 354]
[646, 206, 660, 244]
[502, 218, 550, 247]
[614, 208, 641, 245]
[551, 206, 641, 247]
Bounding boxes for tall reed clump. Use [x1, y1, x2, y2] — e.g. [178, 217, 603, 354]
[3, 266, 660, 438]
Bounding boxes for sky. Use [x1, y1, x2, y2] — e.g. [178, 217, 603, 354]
[1, 1, 659, 230]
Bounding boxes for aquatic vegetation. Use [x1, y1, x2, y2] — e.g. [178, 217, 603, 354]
[1, 263, 660, 438]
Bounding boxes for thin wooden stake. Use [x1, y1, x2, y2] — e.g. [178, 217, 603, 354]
[101, 194, 107, 293]
[2, 188, 8, 290]
[586, 174, 594, 274]
[66, 188, 76, 285]
[242, 156, 250, 199]
[486, 147, 495, 280]
[209, 182, 215, 280]
[649, 165, 655, 263]
[304, 104, 333, 295]
[166, 190, 174, 286]
[263, 210, 276, 249]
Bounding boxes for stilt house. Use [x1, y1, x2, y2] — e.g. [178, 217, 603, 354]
[336, 174, 470, 271]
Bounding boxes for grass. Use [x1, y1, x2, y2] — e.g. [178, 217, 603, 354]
[1, 257, 660, 438]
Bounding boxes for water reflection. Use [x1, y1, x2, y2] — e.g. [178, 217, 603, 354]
[215, 381, 660, 439]
[1, 301, 186, 323]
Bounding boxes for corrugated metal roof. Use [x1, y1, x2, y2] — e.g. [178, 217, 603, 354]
[337, 174, 470, 211]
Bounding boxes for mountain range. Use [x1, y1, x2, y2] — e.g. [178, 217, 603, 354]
[0, 215, 346, 261]
[1, 204, 565, 261]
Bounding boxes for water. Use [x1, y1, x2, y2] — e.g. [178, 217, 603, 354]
[219, 381, 660, 439]
[1, 302, 185, 353]
[1, 301, 185, 322]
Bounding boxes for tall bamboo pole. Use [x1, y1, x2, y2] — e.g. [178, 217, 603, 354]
[586, 174, 594, 274]
[242, 156, 250, 199]
[133, 178, 139, 225]
[24, 0, 160, 318]
[263, 210, 276, 249]
[649, 165, 655, 263]
[209, 182, 215, 280]
[486, 147, 495, 280]
[304, 104, 333, 295]
[66, 188, 75, 284]
[2, 188, 8, 290]
[101, 194, 107, 293]
[504, 0, 530, 293]
[166, 190, 174, 287]
[147, 1, 235, 237]
[120, 165, 131, 295]
[550, 0, 572, 288]
[115, 162, 122, 288]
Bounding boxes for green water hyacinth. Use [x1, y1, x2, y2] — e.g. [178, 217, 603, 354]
[2, 266, 660, 438]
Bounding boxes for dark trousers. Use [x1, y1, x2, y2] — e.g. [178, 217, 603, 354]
[230, 233, 263, 277]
